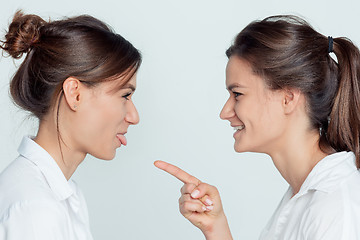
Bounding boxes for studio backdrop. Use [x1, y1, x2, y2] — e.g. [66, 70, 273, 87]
[0, 0, 359, 239]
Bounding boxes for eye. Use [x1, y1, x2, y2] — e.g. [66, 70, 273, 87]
[122, 92, 132, 100]
[233, 91, 243, 98]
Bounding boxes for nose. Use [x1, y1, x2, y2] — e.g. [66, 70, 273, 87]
[125, 100, 140, 125]
[220, 97, 235, 120]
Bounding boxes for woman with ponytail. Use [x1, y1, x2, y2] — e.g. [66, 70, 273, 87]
[155, 15, 360, 239]
[0, 11, 141, 239]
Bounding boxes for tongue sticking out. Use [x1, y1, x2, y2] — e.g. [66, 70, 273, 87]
[116, 134, 127, 146]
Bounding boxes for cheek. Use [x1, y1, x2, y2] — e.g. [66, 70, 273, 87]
[88, 103, 126, 133]
[233, 99, 261, 125]
[76, 99, 124, 142]
[234, 98, 282, 132]
[75, 109, 108, 143]
[76, 106, 124, 158]
[258, 102, 285, 136]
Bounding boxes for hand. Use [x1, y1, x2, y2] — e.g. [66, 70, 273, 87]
[154, 160, 233, 240]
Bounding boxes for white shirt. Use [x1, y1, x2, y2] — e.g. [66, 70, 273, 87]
[259, 151, 360, 240]
[0, 136, 93, 240]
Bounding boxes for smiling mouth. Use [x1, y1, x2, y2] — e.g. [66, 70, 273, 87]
[233, 125, 245, 131]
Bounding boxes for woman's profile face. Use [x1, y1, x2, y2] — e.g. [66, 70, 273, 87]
[220, 57, 287, 154]
[70, 75, 139, 160]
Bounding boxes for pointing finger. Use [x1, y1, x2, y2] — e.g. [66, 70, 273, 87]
[154, 160, 201, 185]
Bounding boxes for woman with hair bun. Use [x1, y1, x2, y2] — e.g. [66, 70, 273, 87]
[0, 11, 141, 239]
[156, 15, 360, 239]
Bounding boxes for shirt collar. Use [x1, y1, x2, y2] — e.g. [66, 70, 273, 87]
[297, 151, 357, 196]
[17, 136, 74, 201]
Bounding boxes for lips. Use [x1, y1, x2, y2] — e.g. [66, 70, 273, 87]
[233, 125, 245, 131]
[116, 134, 127, 146]
[232, 124, 245, 138]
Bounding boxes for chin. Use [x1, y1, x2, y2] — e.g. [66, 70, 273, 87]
[234, 142, 254, 153]
[234, 144, 245, 153]
[234, 143, 267, 155]
[91, 151, 116, 161]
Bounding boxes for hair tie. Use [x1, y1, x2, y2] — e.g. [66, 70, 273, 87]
[328, 36, 334, 53]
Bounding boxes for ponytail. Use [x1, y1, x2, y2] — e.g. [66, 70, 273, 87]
[328, 38, 360, 168]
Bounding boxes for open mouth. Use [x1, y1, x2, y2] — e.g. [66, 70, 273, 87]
[233, 125, 245, 131]
[116, 134, 127, 146]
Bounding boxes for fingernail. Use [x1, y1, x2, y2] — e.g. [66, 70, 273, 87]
[205, 199, 213, 206]
[202, 206, 207, 211]
[191, 190, 200, 198]
[206, 205, 214, 211]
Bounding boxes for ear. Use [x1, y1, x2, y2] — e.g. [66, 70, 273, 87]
[62, 77, 81, 111]
[282, 88, 302, 114]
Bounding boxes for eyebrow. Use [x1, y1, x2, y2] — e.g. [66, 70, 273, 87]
[122, 84, 136, 92]
[227, 83, 247, 91]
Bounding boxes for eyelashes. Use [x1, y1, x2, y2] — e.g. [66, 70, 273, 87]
[233, 92, 243, 98]
[122, 92, 132, 100]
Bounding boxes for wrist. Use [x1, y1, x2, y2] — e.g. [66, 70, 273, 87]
[203, 213, 233, 240]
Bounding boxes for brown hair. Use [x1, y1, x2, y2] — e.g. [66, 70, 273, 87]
[226, 15, 360, 168]
[1, 10, 142, 119]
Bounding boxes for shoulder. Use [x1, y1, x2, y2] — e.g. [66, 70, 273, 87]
[302, 152, 360, 220]
[1, 200, 67, 223]
[0, 200, 71, 239]
[300, 172, 360, 239]
[309, 170, 360, 209]
[0, 156, 57, 214]
[307, 170, 360, 215]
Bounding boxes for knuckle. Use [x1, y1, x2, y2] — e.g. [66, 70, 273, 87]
[184, 193, 191, 201]
[179, 206, 186, 215]
[183, 183, 196, 194]
[186, 184, 194, 191]
[196, 180, 202, 186]
[183, 201, 190, 209]
[178, 195, 186, 204]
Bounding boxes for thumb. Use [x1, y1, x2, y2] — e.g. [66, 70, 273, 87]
[190, 183, 220, 206]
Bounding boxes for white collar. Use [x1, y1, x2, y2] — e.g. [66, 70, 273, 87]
[17, 136, 74, 201]
[296, 151, 357, 197]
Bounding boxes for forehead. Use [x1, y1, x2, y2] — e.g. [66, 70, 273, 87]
[101, 73, 137, 93]
[225, 56, 263, 89]
[121, 74, 137, 89]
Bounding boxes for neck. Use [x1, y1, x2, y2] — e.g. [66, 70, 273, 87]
[34, 118, 86, 181]
[268, 126, 328, 196]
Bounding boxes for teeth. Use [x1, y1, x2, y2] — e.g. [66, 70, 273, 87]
[233, 125, 245, 131]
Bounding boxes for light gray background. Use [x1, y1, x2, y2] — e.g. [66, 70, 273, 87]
[0, 0, 359, 239]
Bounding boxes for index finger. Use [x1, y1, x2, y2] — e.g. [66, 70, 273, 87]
[154, 160, 201, 186]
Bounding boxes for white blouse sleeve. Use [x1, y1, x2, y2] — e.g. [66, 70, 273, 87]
[0, 201, 71, 240]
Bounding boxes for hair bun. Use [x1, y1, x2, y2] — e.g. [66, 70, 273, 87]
[1, 10, 46, 59]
